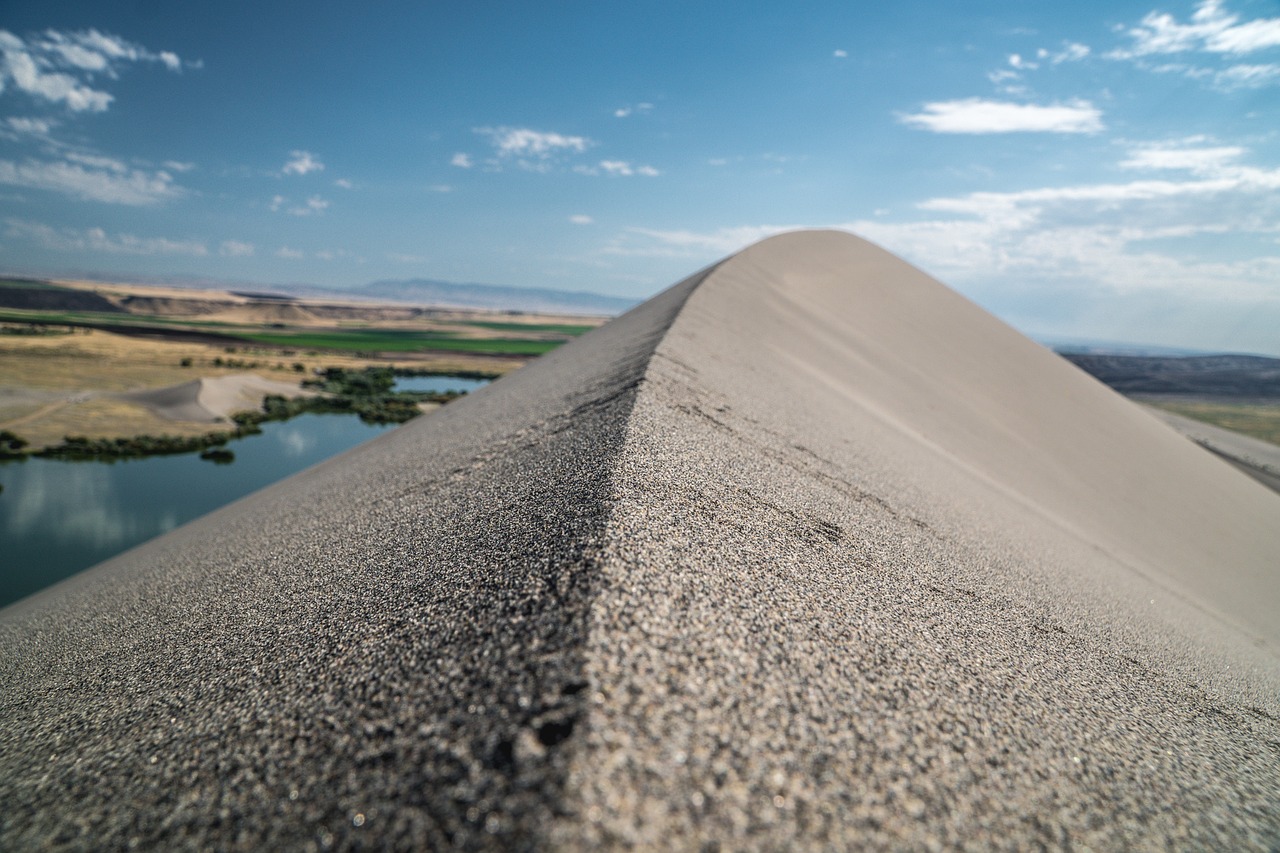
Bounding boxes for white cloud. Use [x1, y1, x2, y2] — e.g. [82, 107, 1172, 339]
[62, 151, 127, 172]
[614, 144, 1280, 306]
[1, 46, 112, 111]
[282, 150, 324, 176]
[1112, 0, 1280, 58]
[0, 29, 185, 113]
[266, 193, 332, 218]
[579, 160, 661, 177]
[162, 160, 195, 173]
[219, 240, 254, 257]
[833, 49, 848, 58]
[334, 178, 353, 189]
[614, 102, 654, 118]
[0, 156, 181, 204]
[899, 98, 1104, 134]
[5, 218, 206, 256]
[484, 127, 590, 157]
[476, 127, 591, 170]
[5, 116, 55, 137]
[1008, 53, 1039, 70]
[287, 195, 328, 216]
[1214, 63, 1280, 88]
[275, 246, 304, 259]
[450, 152, 473, 168]
[1047, 42, 1091, 63]
[1119, 143, 1244, 173]
[427, 184, 453, 193]
[569, 214, 593, 225]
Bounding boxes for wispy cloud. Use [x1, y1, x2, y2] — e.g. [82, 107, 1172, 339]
[4, 116, 56, 137]
[1118, 141, 1244, 173]
[282, 150, 324, 176]
[576, 160, 660, 177]
[833, 49, 848, 58]
[569, 214, 593, 225]
[275, 246, 304, 259]
[613, 102, 653, 118]
[1111, 0, 1280, 58]
[899, 98, 1104, 134]
[1213, 62, 1280, 89]
[0, 156, 181, 204]
[334, 178, 353, 189]
[268, 194, 329, 216]
[480, 127, 590, 157]
[476, 126, 592, 171]
[450, 152, 473, 168]
[219, 240, 254, 257]
[5, 218, 206, 256]
[615, 141, 1280, 304]
[291, 196, 328, 216]
[0, 29, 186, 113]
[1039, 42, 1091, 63]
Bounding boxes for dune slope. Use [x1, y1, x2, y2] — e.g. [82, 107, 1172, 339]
[1, 231, 1277, 849]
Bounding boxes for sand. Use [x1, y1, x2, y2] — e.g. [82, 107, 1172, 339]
[1, 231, 1276, 849]
[117, 372, 314, 422]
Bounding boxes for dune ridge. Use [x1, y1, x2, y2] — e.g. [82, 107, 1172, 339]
[1, 231, 1276, 849]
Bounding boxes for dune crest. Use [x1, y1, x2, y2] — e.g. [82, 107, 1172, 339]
[2, 231, 1276, 849]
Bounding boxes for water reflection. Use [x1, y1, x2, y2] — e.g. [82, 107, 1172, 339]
[275, 425, 316, 457]
[0, 413, 398, 608]
[393, 375, 490, 394]
[5, 461, 144, 549]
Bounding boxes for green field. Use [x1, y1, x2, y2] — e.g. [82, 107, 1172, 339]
[1145, 399, 1280, 447]
[0, 278, 64, 291]
[0, 306, 586, 356]
[466, 320, 596, 335]
[239, 329, 562, 355]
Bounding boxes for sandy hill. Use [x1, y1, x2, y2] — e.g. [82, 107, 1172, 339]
[1, 231, 1276, 849]
[118, 373, 313, 422]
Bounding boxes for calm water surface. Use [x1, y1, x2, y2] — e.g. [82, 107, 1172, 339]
[393, 375, 490, 394]
[0, 375, 489, 608]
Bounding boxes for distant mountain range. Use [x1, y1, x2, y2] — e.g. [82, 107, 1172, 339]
[6, 268, 639, 316]
[343, 279, 638, 315]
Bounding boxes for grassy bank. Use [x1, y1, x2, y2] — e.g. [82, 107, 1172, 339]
[1141, 399, 1280, 447]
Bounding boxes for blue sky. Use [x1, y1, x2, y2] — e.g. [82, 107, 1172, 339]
[1, 1, 1278, 354]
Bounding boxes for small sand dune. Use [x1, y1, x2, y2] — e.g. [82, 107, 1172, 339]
[118, 373, 312, 423]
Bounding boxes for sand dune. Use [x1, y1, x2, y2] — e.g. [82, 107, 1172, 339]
[118, 372, 312, 422]
[2, 231, 1276, 848]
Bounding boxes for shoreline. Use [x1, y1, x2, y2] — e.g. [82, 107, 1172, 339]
[0, 367, 477, 462]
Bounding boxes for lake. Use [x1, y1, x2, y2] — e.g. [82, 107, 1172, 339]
[393, 374, 490, 394]
[0, 375, 489, 609]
